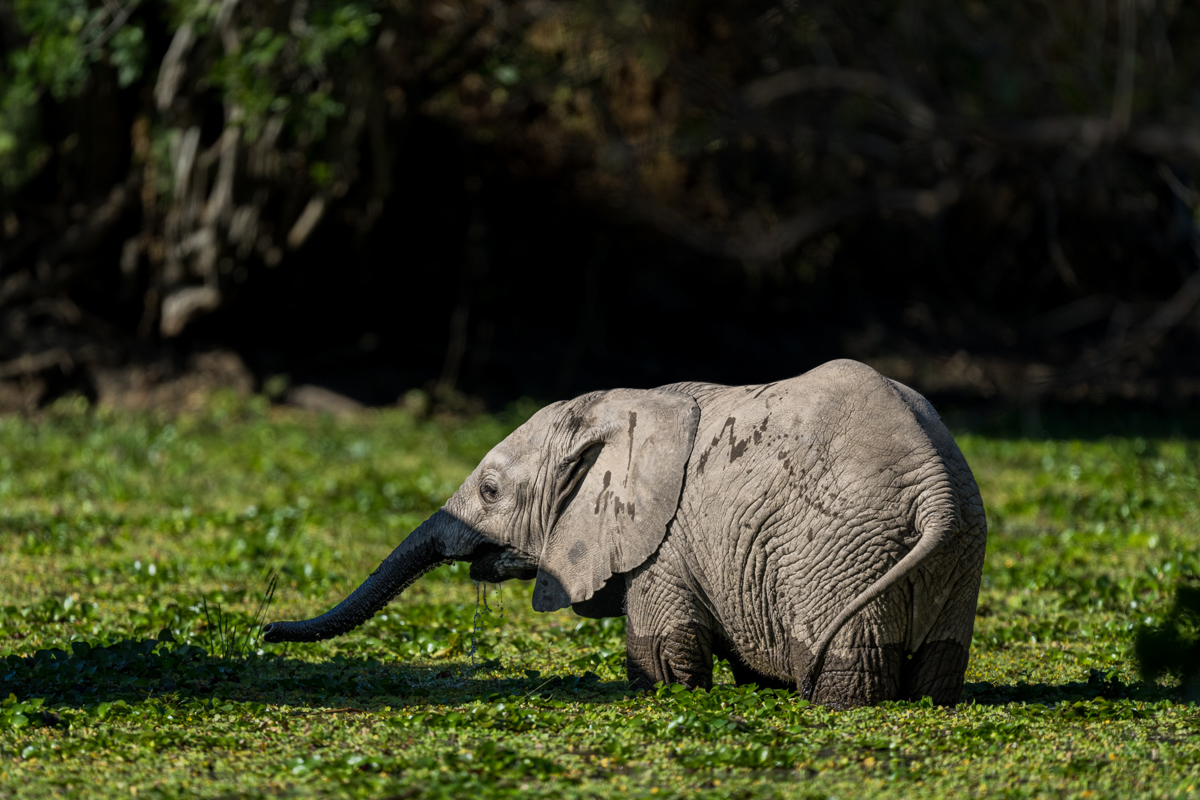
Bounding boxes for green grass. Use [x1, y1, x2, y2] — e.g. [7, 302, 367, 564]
[1, 392, 1198, 799]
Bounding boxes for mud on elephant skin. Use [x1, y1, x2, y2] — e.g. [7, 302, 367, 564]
[263, 359, 987, 708]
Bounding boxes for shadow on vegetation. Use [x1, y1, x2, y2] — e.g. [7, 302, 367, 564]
[11, 633, 1190, 719]
[1134, 582, 1200, 702]
[2, 636, 636, 711]
[961, 669, 1185, 708]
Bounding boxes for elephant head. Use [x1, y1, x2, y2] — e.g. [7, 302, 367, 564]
[262, 389, 700, 643]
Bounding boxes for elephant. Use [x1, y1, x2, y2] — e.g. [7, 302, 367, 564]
[263, 359, 987, 707]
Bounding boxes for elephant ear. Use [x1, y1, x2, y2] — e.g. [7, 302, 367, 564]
[532, 388, 700, 612]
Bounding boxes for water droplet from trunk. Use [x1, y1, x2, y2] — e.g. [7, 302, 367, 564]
[470, 580, 484, 659]
[469, 581, 503, 661]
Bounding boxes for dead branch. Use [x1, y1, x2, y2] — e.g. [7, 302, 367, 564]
[634, 195, 870, 265]
[1026, 268, 1200, 400]
[1159, 163, 1200, 209]
[39, 176, 138, 270]
[1041, 180, 1079, 289]
[215, 0, 242, 53]
[1110, 0, 1137, 134]
[285, 196, 327, 249]
[635, 180, 960, 265]
[0, 349, 72, 380]
[160, 285, 220, 337]
[742, 67, 935, 131]
[1129, 126, 1200, 161]
[154, 21, 197, 111]
[81, 0, 143, 56]
[1027, 296, 1119, 338]
[202, 128, 239, 229]
[987, 116, 1200, 161]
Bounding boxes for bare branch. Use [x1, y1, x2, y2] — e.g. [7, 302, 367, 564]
[155, 22, 196, 111]
[1027, 296, 1119, 338]
[1136, 267, 1200, 343]
[1042, 180, 1079, 288]
[0, 348, 73, 380]
[40, 177, 137, 269]
[1158, 163, 1199, 209]
[81, 0, 142, 56]
[215, 0, 242, 53]
[743, 67, 935, 131]
[634, 196, 867, 264]
[286, 196, 327, 250]
[988, 116, 1200, 161]
[160, 286, 220, 337]
[634, 180, 960, 265]
[1129, 126, 1200, 161]
[1111, 0, 1137, 134]
[1026, 269, 1200, 400]
[202, 128, 239, 229]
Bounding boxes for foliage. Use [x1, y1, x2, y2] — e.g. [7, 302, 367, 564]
[0, 399, 1197, 797]
[207, 2, 380, 143]
[2, 0, 1200, 388]
[0, 0, 146, 190]
[0, 0, 378, 189]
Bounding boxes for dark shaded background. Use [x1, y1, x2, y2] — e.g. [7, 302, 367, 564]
[3, 0, 1200, 418]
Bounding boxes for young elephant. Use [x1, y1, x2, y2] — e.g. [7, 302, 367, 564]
[264, 359, 986, 707]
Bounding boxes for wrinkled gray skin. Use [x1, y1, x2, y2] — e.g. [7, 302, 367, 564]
[264, 360, 987, 707]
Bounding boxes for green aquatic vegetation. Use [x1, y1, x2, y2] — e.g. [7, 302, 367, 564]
[0, 398, 1197, 798]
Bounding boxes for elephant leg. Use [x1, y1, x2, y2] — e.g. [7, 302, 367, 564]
[805, 619, 905, 708]
[901, 535, 986, 705]
[624, 549, 715, 691]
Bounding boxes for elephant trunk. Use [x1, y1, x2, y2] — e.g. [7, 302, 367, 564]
[262, 510, 460, 643]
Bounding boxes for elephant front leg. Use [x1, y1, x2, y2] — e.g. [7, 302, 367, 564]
[624, 555, 715, 691]
[626, 623, 715, 691]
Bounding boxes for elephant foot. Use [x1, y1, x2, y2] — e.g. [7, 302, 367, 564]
[806, 643, 904, 708]
[786, 626, 905, 708]
[626, 630, 714, 691]
[623, 536, 717, 691]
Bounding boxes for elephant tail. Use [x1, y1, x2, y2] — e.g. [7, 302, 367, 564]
[800, 508, 957, 701]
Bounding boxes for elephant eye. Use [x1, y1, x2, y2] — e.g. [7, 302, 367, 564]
[480, 479, 500, 503]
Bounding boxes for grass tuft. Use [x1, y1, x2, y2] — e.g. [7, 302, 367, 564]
[199, 572, 278, 661]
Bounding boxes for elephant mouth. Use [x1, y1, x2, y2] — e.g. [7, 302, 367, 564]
[468, 543, 538, 582]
